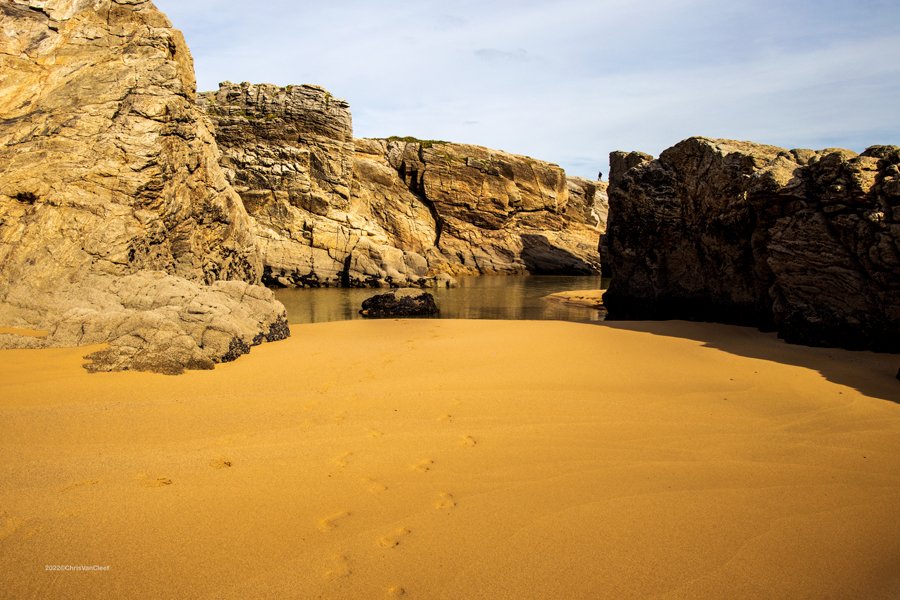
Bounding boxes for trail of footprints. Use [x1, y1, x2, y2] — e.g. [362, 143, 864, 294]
[317, 409, 477, 587]
[132, 455, 236, 490]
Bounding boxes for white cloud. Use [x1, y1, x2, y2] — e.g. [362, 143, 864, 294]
[155, 0, 900, 179]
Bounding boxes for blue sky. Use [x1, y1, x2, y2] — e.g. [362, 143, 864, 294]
[154, 0, 900, 179]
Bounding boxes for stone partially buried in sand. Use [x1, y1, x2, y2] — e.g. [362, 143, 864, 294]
[359, 289, 439, 318]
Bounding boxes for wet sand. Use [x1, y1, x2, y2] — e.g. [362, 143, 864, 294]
[1, 319, 899, 599]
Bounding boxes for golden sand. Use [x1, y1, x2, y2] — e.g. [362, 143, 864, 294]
[1, 319, 899, 599]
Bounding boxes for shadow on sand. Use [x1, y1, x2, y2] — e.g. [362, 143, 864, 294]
[600, 319, 900, 404]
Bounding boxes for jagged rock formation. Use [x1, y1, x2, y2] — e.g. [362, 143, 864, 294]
[0, 0, 287, 373]
[200, 82, 606, 287]
[603, 137, 900, 352]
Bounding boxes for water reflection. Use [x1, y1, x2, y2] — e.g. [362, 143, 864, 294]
[274, 276, 608, 324]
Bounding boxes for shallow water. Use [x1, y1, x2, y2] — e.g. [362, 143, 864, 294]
[274, 275, 607, 324]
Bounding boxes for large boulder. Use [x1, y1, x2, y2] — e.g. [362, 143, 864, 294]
[200, 82, 605, 287]
[603, 137, 900, 352]
[359, 289, 439, 318]
[0, 0, 288, 372]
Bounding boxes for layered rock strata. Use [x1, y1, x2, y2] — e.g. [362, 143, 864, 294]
[200, 82, 606, 287]
[603, 137, 900, 352]
[0, 0, 288, 373]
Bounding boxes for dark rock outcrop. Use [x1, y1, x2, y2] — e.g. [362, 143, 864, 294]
[359, 289, 439, 318]
[603, 137, 900, 352]
[608, 151, 653, 188]
[0, 0, 288, 373]
[200, 82, 606, 287]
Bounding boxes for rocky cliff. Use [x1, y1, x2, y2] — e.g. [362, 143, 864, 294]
[200, 82, 606, 287]
[0, 0, 287, 373]
[603, 137, 900, 352]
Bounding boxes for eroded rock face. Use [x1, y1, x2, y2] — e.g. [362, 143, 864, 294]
[603, 137, 900, 351]
[0, 0, 259, 285]
[200, 82, 605, 287]
[0, 0, 288, 373]
[381, 139, 604, 278]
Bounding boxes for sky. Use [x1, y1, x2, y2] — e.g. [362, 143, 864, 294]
[154, 0, 900, 180]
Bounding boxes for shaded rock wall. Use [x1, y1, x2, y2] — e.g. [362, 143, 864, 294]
[603, 137, 900, 351]
[0, 0, 287, 373]
[201, 82, 606, 287]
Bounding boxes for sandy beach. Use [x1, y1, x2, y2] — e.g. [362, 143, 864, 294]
[1, 319, 899, 599]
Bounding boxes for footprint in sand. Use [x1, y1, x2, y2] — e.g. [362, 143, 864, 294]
[325, 555, 352, 580]
[379, 528, 411, 549]
[209, 458, 233, 469]
[362, 478, 388, 494]
[387, 585, 406, 597]
[0, 515, 23, 541]
[332, 452, 353, 469]
[318, 511, 351, 532]
[411, 459, 434, 473]
[136, 474, 172, 487]
[367, 429, 384, 439]
[438, 414, 454, 424]
[434, 492, 456, 511]
[459, 435, 477, 447]
[144, 478, 173, 487]
[60, 479, 100, 492]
